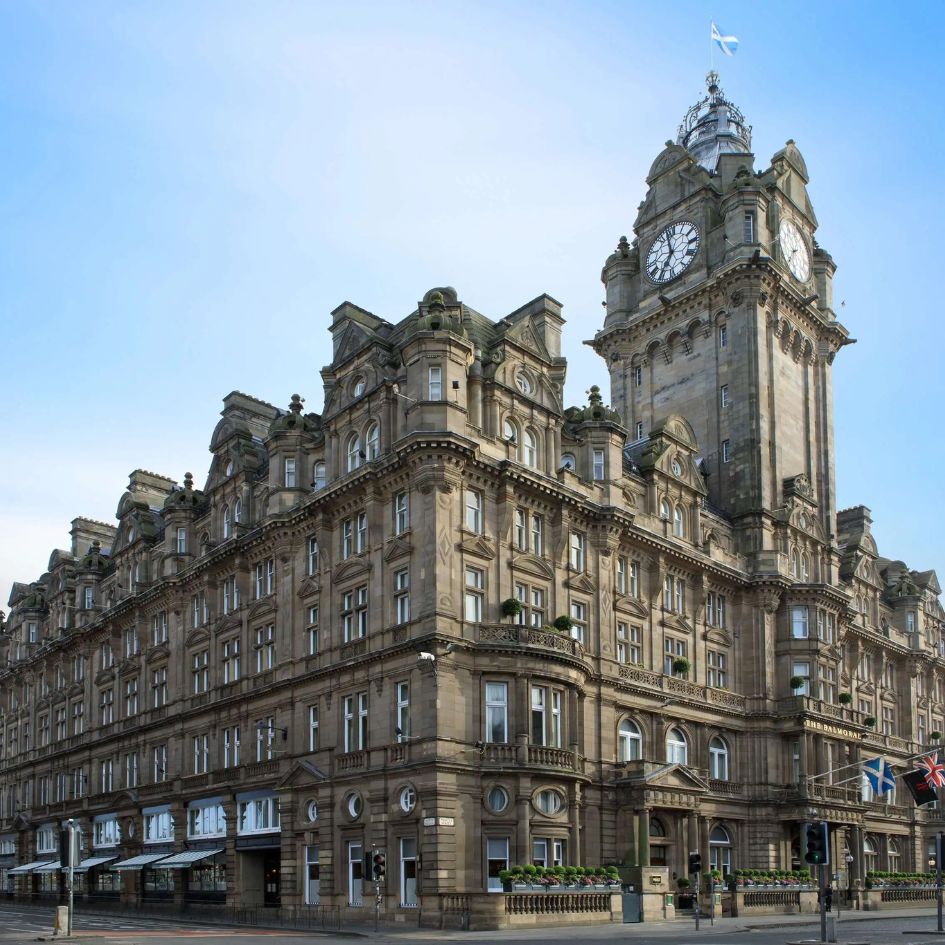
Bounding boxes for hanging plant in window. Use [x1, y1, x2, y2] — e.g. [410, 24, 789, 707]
[838, 692, 853, 705]
[789, 676, 805, 690]
[863, 716, 876, 727]
[673, 657, 691, 676]
[932, 731, 942, 741]
[501, 598, 523, 619]
[553, 615, 574, 634]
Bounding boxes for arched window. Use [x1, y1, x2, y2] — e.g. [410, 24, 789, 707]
[222, 505, 231, 540]
[660, 498, 671, 520]
[352, 376, 365, 398]
[801, 553, 810, 581]
[618, 719, 643, 762]
[791, 550, 800, 578]
[649, 817, 668, 867]
[560, 453, 576, 471]
[709, 736, 729, 780]
[887, 837, 901, 872]
[503, 419, 519, 459]
[233, 498, 242, 524]
[313, 462, 326, 490]
[710, 825, 732, 876]
[863, 836, 878, 874]
[365, 423, 380, 461]
[523, 429, 538, 468]
[666, 727, 688, 765]
[673, 506, 685, 537]
[347, 434, 362, 472]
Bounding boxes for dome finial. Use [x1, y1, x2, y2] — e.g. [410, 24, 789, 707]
[676, 74, 752, 171]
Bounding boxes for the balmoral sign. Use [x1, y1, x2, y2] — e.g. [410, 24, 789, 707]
[803, 719, 859, 740]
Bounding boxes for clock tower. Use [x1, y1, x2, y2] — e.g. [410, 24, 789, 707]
[590, 72, 850, 562]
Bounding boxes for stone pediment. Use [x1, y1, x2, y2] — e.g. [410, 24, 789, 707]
[215, 614, 242, 636]
[247, 599, 277, 621]
[702, 627, 732, 647]
[565, 571, 597, 594]
[331, 557, 372, 585]
[457, 535, 496, 561]
[383, 537, 411, 563]
[615, 597, 649, 619]
[660, 613, 693, 635]
[620, 761, 708, 794]
[297, 576, 321, 599]
[511, 554, 554, 581]
[277, 759, 330, 790]
[145, 644, 169, 664]
[184, 628, 210, 648]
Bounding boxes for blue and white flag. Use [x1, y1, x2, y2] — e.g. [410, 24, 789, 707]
[863, 756, 896, 795]
[711, 22, 739, 57]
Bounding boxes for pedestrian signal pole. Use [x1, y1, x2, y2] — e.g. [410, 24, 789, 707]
[936, 832, 944, 933]
[802, 821, 830, 944]
[372, 848, 386, 933]
[689, 850, 701, 931]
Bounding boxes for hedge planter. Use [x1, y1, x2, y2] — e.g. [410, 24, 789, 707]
[501, 598, 523, 620]
[673, 657, 691, 676]
[790, 676, 805, 690]
[838, 692, 853, 705]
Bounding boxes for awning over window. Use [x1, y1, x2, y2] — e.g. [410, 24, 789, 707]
[74, 856, 118, 873]
[154, 848, 224, 869]
[110, 853, 173, 871]
[34, 862, 64, 873]
[9, 860, 57, 874]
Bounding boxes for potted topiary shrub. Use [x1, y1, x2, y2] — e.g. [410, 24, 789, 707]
[838, 691, 853, 705]
[932, 731, 943, 741]
[501, 597, 523, 620]
[553, 615, 574, 634]
[864, 715, 877, 727]
[499, 868, 514, 892]
[790, 675, 805, 690]
[673, 656, 691, 676]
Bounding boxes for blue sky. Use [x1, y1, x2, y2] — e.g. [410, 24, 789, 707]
[2, 1, 943, 600]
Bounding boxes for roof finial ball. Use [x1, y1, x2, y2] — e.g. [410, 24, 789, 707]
[183, 472, 193, 491]
[588, 385, 603, 406]
[706, 70, 720, 96]
[289, 394, 304, 414]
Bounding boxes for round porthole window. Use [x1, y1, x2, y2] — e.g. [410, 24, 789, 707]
[346, 793, 363, 819]
[535, 789, 565, 815]
[306, 800, 318, 823]
[671, 458, 682, 477]
[399, 786, 416, 813]
[516, 373, 532, 394]
[487, 785, 509, 813]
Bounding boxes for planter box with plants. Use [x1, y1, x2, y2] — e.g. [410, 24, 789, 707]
[730, 869, 813, 888]
[865, 871, 936, 888]
[497, 865, 621, 891]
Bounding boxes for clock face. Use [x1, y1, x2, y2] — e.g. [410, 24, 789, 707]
[779, 218, 811, 282]
[645, 221, 700, 284]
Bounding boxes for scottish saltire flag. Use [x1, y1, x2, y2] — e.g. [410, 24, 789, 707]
[918, 752, 945, 788]
[863, 757, 895, 795]
[711, 22, 739, 57]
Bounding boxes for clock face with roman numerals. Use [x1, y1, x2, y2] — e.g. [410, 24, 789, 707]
[645, 221, 701, 284]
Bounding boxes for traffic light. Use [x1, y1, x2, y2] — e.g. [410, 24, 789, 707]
[688, 851, 702, 874]
[372, 849, 386, 881]
[803, 821, 830, 865]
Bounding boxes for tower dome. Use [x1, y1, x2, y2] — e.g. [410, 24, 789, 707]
[676, 71, 752, 171]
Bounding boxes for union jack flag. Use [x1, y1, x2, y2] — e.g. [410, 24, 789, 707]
[918, 752, 945, 788]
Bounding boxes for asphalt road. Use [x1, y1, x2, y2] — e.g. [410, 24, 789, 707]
[0, 905, 943, 945]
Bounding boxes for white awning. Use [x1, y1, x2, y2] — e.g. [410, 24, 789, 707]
[34, 862, 64, 873]
[110, 853, 174, 871]
[154, 848, 224, 869]
[9, 860, 57, 874]
[74, 856, 118, 873]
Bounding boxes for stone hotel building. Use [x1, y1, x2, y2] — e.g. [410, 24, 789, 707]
[0, 74, 942, 923]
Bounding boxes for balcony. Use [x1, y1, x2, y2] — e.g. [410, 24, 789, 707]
[477, 625, 584, 660]
[334, 751, 366, 773]
[617, 665, 746, 712]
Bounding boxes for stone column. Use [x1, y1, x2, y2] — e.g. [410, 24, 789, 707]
[638, 809, 650, 867]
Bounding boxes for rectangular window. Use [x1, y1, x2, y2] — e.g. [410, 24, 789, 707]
[428, 366, 442, 400]
[569, 531, 585, 571]
[254, 563, 264, 599]
[100, 758, 113, 793]
[720, 385, 730, 408]
[343, 693, 368, 752]
[152, 744, 167, 783]
[223, 638, 240, 684]
[348, 841, 363, 906]
[188, 801, 226, 839]
[307, 605, 319, 656]
[664, 637, 688, 675]
[616, 556, 627, 594]
[395, 570, 410, 624]
[193, 733, 209, 774]
[486, 837, 510, 893]
[530, 686, 562, 748]
[99, 688, 114, 725]
[284, 457, 296, 488]
[791, 606, 809, 639]
[633, 365, 642, 387]
[629, 624, 642, 664]
[569, 600, 587, 644]
[308, 705, 319, 752]
[616, 622, 628, 664]
[124, 626, 138, 657]
[152, 611, 168, 645]
[266, 558, 275, 594]
[400, 838, 417, 908]
[708, 650, 728, 688]
[719, 323, 729, 348]
[307, 537, 319, 575]
[124, 751, 138, 787]
[592, 449, 605, 481]
[222, 576, 239, 615]
[341, 518, 353, 559]
[531, 513, 543, 555]
[396, 681, 410, 740]
[635, 421, 644, 440]
[394, 492, 409, 535]
[223, 726, 241, 768]
[721, 439, 731, 463]
[255, 624, 275, 672]
[305, 846, 320, 906]
[792, 661, 811, 697]
[151, 667, 168, 708]
[256, 717, 275, 762]
[237, 796, 280, 834]
[39, 714, 49, 747]
[192, 650, 209, 694]
[71, 700, 84, 735]
[515, 509, 527, 550]
[907, 611, 916, 633]
[93, 816, 120, 848]
[818, 664, 837, 703]
[465, 490, 482, 534]
[743, 211, 754, 244]
[176, 527, 187, 554]
[464, 567, 484, 622]
[485, 682, 508, 743]
[882, 705, 895, 736]
[356, 513, 367, 553]
[124, 678, 138, 717]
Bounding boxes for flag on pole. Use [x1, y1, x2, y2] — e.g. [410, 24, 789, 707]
[863, 757, 896, 795]
[903, 768, 938, 806]
[918, 752, 945, 788]
[711, 22, 739, 57]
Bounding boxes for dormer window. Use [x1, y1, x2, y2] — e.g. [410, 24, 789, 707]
[592, 449, 605, 481]
[353, 377, 366, 398]
[84, 587, 94, 610]
[313, 462, 326, 490]
[284, 458, 297, 488]
[225, 459, 234, 477]
[428, 366, 442, 401]
[176, 527, 187, 554]
[515, 372, 532, 394]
